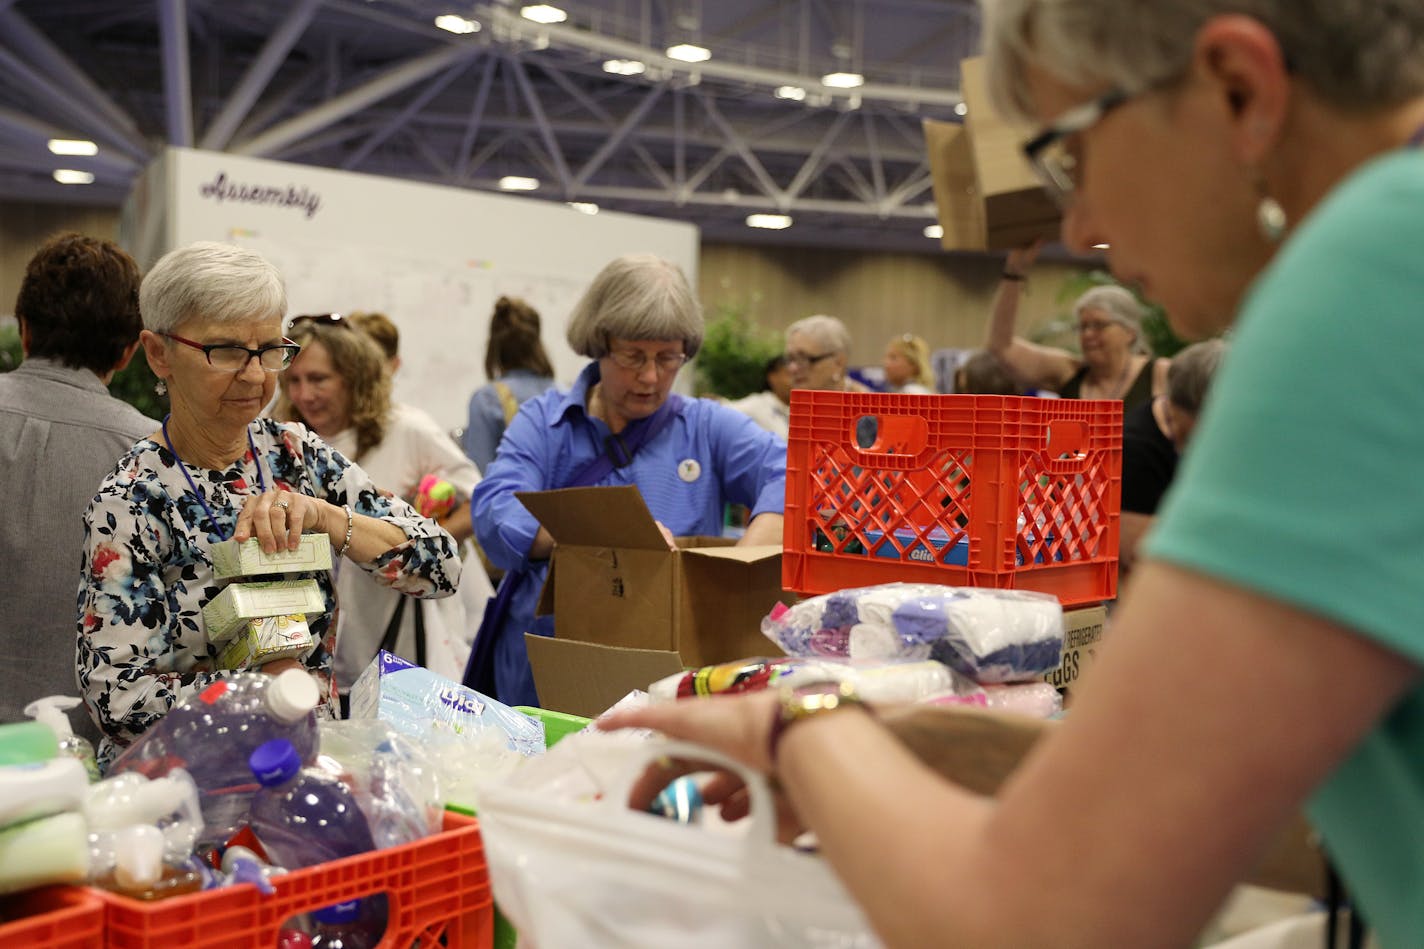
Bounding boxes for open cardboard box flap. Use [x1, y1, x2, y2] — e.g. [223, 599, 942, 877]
[526, 634, 686, 719]
[517, 485, 669, 549]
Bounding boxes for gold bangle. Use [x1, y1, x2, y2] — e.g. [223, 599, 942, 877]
[335, 504, 354, 559]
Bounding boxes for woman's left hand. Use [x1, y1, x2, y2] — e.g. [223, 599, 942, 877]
[234, 490, 326, 554]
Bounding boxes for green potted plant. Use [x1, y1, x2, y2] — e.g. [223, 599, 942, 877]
[694, 301, 783, 399]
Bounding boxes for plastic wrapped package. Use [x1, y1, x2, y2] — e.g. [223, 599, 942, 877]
[763, 584, 1064, 683]
[315, 720, 443, 848]
[982, 682, 1064, 719]
[649, 656, 976, 706]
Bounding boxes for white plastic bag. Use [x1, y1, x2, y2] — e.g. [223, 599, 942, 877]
[477, 735, 883, 948]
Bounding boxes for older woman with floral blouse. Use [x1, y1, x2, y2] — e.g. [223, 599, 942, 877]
[78, 242, 460, 766]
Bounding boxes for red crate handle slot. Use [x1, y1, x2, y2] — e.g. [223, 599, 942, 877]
[843, 413, 936, 469]
[1034, 419, 1092, 475]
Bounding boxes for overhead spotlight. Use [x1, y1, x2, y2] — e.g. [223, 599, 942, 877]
[774, 86, 806, 101]
[1092, 243, 1110, 250]
[434, 14, 479, 34]
[746, 213, 792, 230]
[498, 176, 539, 191]
[924, 224, 944, 239]
[48, 139, 98, 156]
[666, 43, 711, 63]
[821, 72, 864, 88]
[603, 59, 646, 76]
[53, 169, 95, 185]
[954, 102, 968, 116]
[567, 202, 599, 214]
[520, 4, 566, 24]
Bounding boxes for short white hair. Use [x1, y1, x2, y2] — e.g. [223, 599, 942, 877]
[565, 253, 703, 358]
[140, 242, 286, 333]
[785, 314, 851, 356]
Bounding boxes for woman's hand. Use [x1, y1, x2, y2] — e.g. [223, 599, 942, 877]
[234, 490, 329, 554]
[1005, 239, 1043, 276]
[257, 656, 305, 676]
[600, 691, 780, 780]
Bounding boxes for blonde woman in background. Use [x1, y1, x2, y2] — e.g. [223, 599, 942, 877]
[881, 333, 935, 393]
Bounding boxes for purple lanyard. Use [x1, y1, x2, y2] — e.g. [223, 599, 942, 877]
[162, 414, 267, 541]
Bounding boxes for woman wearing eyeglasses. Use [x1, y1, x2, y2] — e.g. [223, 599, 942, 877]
[77, 243, 461, 766]
[468, 254, 787, 707]
[783, 314, 869, 393]
[986, 241, 1163, 409]
[602, 2, 1424, 945]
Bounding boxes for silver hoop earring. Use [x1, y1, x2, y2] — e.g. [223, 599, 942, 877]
[154, 379, 167, 396]
[1256, 194, 1287, 243]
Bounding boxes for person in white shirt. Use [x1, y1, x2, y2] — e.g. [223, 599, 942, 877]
[726, 354, 792, 441]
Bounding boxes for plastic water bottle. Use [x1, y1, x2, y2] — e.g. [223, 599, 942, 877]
[109, 670, 320, 846]
[309, 900, 382, 949]
[249, 740, 387, 939]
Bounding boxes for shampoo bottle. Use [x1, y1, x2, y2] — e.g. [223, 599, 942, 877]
[25, 696, 100, 782]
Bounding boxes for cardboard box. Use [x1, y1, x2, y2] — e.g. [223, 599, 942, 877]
[515, 486, 785, 717]
[216, 614, 315, 670]
[1041, 604, 1107, 699]
[211, 534, 333, 580]
[926, 56, 1061, 251]
[202, 579, 325, 642]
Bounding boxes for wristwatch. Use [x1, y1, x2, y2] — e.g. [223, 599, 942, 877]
[767, 679, 867, 766]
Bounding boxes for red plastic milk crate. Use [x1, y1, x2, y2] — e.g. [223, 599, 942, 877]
[0, 886, 106, 949]
[783, 392, 1122, 607]
[95, 811, 491, 949]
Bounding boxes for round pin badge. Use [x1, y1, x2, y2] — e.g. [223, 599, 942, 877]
[677, 458, 702, 483]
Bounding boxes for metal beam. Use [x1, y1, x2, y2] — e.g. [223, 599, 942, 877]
[880, 165, 932, 212]
[785, 109, 851, 201]
[696, 92, 784, 206]
[573, 83, 666, 188]
[507, 55, 572, 195]
[0, 105, 139, 174]
[200, 0, 323, 151]
[454, 54, 499, 180]
[342, 60, 468, 170]
[234, 45, 474, 157]
[0, 7, 149, 158]
[0, 47, 150, 161]
[862, 110, 886, 203]
[158, 0, 194, 147]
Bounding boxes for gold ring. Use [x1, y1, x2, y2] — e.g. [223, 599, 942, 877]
[274, 499, 290, 511]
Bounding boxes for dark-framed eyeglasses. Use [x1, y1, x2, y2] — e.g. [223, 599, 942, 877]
[784, 350, 835, 368]
[1022, 88, 1132, 208]
[286, 313, 352, 334]
[162, 332, 301, 372]
[607, 347, 689, 374]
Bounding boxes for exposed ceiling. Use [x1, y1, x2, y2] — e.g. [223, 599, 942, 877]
[0, 0, 985, 253]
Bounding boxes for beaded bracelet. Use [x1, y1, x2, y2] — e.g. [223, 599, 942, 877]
[335, 504, 354, 559]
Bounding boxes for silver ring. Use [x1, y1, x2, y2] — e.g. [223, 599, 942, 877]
[274, 499, 290, 511]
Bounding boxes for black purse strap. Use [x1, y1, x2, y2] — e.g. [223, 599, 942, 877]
[378, 595, 427, 668]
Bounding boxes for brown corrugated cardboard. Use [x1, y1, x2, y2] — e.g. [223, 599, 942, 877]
[525, 635, 685, 719]
[1042, 604, 1107, 700]
[955, 56, 1061, 250]
[924, 118, 988, 252]
[516, 486, 786, 714]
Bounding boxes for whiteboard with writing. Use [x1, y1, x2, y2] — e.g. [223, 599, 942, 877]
[134, 147, 698, 432]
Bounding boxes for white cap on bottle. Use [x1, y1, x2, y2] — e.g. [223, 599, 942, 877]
[112, 824, 166, 890]
[266, 669, 320, 723]
[24, 695, 80, 740]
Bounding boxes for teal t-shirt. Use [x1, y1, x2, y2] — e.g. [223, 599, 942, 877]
[1146, 148, 1424, 947]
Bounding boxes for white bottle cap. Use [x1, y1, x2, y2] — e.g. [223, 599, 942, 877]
[266, 669, 320, 723]
[112, 825, 166, 890]
[24, 696, 80, 740]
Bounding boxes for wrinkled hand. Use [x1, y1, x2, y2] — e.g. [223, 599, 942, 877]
[234, 490, 326, 554]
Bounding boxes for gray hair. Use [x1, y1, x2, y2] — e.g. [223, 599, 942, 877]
[1073, 285, 1151, 354]
[140, 241, 286, 333]
[982, 0, 1424, 123]
[1167, 338, 1228, 415]
[565, 254, 703, 359]
[785, 314, 851, 356]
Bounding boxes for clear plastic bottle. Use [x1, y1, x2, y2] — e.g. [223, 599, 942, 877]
[249, 740, 388, 938]
[24, 696, 100, 782]
[108, 669, 320, 846]
[309, 900, 382, 949]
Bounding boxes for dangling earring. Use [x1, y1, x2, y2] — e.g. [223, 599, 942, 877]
[154, 379, 167, 396]
[1255, 185, 1287, 243]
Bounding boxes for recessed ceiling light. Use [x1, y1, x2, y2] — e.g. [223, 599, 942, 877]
[434, 14, 479, 34]
[774, 86, 806, 101]
[924, 224, 944, 239]
[666, 44, 711, 63]
[48, 139, 98, 156]
[821, 72, 864, 89]
[953, 102, 968, 116]
[53, 169, 95, 185]
[520, 5, 567, 25]
[567, 202, 599, 214]
[498, 176, 539, 191]
[1093, 243, 1110, 250]
[746, 213, 792, 230]
[603, 59, 646, 76]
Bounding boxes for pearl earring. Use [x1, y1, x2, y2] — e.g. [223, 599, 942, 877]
[1255, 188, 1287, 243]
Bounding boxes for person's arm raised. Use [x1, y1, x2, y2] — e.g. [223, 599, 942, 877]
[985, 241, 1080, 393]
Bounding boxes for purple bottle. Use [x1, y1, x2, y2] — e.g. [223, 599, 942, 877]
[109, 670, 321, 846]
[309, 900, 383, 949]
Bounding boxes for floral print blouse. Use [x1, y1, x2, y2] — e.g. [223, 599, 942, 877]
[78, 418, 461, 766]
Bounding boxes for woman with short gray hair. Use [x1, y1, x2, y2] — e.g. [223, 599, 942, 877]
[784, 314, 868, 393]
[469, 253, 787, 706]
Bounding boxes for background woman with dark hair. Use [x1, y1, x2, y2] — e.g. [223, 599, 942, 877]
[461, 296, 556, 473]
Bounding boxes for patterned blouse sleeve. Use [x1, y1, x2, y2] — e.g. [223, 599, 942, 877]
[77, 473, 217, 754]
[286, 424, 461, 599]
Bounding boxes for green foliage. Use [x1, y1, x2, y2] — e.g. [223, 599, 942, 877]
[0, 321, 167, 419]
[1049, 269, 1186, 358]
[694, 301, 783, 399]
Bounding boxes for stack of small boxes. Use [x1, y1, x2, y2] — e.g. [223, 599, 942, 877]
[202, 535, 333, 670]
